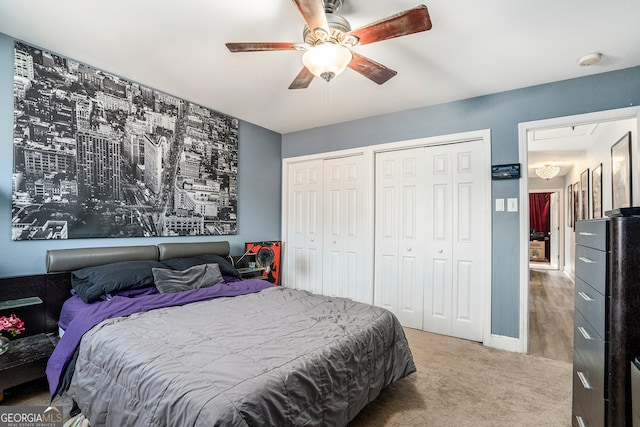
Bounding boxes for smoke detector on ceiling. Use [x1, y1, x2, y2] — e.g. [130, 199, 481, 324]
[578, 52, 602, 67]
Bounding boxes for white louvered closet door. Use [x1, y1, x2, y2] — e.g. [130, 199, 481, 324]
[285, 160, 323, 294]
[424, 139, 486, 342]
[322, 155, 369, 303]
[374, 148, 426, 329]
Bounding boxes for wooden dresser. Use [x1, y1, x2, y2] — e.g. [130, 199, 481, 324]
[573, 217, 640, 427]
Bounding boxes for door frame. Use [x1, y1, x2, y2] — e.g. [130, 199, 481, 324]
[282, 129, 493, 346]
[517, 106, 640, 353]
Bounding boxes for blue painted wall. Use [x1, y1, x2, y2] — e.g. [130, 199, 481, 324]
[2, 28, 639, 338]
[282, 66, 640, 338]
[0, 33, 282, 278]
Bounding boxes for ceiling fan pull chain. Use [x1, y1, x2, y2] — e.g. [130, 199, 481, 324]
[324, 81, 330, 104]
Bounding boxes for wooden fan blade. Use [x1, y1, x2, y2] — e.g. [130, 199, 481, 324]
[347, 5, 432, 46]
[289, 67, 315, 89]
[348, 52, 397, 85]
[226, 42, 298, 52]
[292, 0, 329, 33]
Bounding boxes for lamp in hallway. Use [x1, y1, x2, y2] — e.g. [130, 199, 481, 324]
[535, 164, 560, 180]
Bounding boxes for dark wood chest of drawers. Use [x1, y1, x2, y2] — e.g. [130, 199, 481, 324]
[573, 217, 640, 427]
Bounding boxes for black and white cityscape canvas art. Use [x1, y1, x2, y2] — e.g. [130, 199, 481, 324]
[11, 41, 239, 240]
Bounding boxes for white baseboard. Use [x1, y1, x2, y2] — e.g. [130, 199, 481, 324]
[486, 334, 524, 353]
[563, 268, 575, 283]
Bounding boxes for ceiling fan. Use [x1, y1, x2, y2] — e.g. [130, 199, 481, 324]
[226, 0, 432, 89]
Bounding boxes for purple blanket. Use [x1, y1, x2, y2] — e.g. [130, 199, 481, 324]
[46, 279, 273, 396]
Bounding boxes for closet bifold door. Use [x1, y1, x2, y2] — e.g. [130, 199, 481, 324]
[423, 140, 485, 342]
[322, 155, 368, 303]
[373, 139, 487, 340]
[374, 148, 426, 329]
[285, 159, 324, 294]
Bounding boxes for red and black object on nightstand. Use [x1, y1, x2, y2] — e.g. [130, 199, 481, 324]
[243, 241, 282, 285]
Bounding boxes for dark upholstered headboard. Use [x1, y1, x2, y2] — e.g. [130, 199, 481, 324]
[46, 245, 158, 273]
[45, 241, 231, 273]
[0, 242, 233, 336]
[11, 242, 232, 335]
[157, 241, 230, 261]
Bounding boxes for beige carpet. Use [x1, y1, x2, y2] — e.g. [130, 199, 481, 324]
[3, 328, 572, 426]
[350, 328, 572, 426]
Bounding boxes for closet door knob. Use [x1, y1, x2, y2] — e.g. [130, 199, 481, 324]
[407, 247, 412, 252]
[438, 249, 443, 253]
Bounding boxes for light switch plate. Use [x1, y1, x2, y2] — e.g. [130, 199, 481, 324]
[495, 198, 504, 212]
[507, 198, 518, 212]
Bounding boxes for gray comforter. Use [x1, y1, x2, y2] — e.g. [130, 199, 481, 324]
[68, 287, 416, 426]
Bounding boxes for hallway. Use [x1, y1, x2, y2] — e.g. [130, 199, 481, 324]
[529, 268, 574, 363]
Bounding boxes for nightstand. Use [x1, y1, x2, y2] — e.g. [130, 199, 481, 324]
[0, 333, 58, 401]
[237, 267, 268, 279]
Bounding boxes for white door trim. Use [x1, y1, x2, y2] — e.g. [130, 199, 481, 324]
[517, 106, 640, 353]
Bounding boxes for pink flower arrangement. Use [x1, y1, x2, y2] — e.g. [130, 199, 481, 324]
[0, 314, 25, 337]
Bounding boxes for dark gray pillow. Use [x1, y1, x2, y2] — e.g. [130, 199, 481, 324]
[72, 260, 167, 303]
[161, 254, 240, 278]
[153, 263, 225, 294]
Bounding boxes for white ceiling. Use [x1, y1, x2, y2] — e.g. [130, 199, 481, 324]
[1, 0, 639, 134]
[527, 124, 599, 177]
[527, 118, 638, 178]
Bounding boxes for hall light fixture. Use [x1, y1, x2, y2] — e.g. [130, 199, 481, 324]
[302, 42, 353, 82]
[535, 164, 560, 180]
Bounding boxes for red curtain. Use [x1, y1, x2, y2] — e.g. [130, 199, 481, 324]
[529, 193, 551, 234]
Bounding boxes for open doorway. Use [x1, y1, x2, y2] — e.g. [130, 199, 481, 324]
[529, 190, 561, 270]
[528, 188, 572, 362]
[517, 106, 640, 356]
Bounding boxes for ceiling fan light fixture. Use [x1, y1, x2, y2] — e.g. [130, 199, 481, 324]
[302, 42, 352, 82]
[226, 3, 432, 89]
[535, 164, 560, 180]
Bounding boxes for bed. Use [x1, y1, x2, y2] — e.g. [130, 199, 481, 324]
[45, 242, 416, 426]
